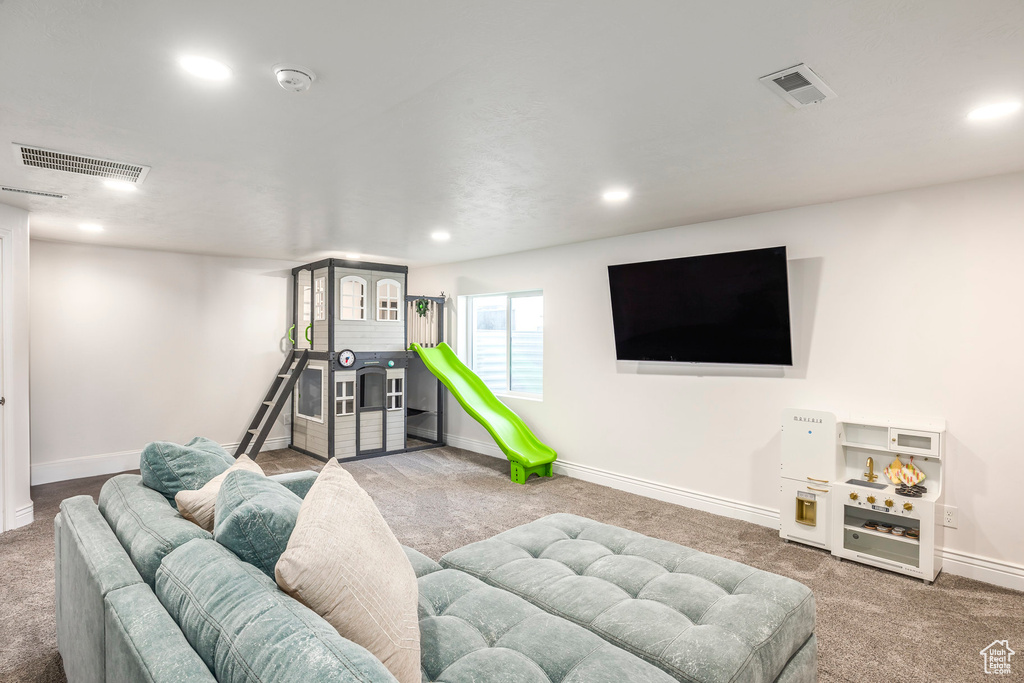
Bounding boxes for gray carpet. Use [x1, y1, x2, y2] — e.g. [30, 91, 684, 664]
[2, 446, 1022, 683]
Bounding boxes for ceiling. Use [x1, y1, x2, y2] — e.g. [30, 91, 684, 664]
[1, 0, 1022, 266]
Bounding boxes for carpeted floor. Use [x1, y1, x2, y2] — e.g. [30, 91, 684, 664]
[2, 446, 1022, 682]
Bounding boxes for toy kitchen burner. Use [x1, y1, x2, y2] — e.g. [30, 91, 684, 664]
[781, 410, 945, 584]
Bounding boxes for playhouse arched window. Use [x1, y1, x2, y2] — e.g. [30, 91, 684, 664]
[377, 279, 401, 321]
[339, 276, 367, 320]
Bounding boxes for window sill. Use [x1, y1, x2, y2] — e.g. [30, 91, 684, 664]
[494, 392, 543, 403]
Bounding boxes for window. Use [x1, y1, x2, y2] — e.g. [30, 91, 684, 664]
[387, 377, 403, 410]
[313, 277, 326, 321]
[296, 366, 323, 422]
[301, 285, 311, 322]
[360, 372, 384, 409]
[336, 379, 355, 416]
[340, 276, 366, 320]
[377, 279, 401, 321]
[466, 292, 543, 396]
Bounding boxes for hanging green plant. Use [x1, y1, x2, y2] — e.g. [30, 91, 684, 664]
[415, 298, 430, 317]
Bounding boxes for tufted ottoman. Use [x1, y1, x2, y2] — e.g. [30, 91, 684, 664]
[439, 514, 816, 683]
[409, 549, 679, 683]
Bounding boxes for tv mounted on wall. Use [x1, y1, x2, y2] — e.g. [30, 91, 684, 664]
[607, 246, 793, 365]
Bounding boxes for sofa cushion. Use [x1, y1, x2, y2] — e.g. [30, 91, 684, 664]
[140, 437, 235, 508]
[403, 546, 443, 579]
[156, 539, 398, 683]
[213, 469, 303, 578]
[276, 460, 420, 683]
[266, 470, 319, 499]
[417, 568, 677, 683]
[440, 513, 815, 683]
[104, 583, 216, 683]
[98, 474, 211, 586]
[176, 454, 264, 530]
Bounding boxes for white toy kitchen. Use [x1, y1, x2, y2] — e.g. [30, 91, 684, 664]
[781, 409, 946, 583]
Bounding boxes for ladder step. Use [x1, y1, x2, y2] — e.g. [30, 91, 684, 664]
[248, 429, 259, 435]
[263, 401, 274, 406]
[278, 374, 291, 378]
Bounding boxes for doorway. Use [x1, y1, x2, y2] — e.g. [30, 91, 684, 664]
[356, 368, 386, 455]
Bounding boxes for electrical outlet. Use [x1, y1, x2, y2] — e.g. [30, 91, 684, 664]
[942, 505, 958, 528]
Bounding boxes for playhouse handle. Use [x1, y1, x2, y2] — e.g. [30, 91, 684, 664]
[288, 325, 295, 344]
[304, 324, 313, 344]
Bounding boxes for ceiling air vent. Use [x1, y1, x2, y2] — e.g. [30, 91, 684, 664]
[760, 64, 836, 108]
[0, 185, 68, 199]
[12, 143, 150, 184]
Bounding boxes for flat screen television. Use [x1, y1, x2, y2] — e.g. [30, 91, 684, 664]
[607, 246, 793, 365]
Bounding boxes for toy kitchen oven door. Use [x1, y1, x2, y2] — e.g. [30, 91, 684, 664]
[780, 409, 842, 551]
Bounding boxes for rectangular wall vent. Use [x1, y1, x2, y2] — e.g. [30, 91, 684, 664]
[12, 143, 150, 184]
[760, 64, 837, 108]
[1, 185, 68, 199]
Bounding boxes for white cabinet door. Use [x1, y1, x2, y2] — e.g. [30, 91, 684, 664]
[781, 409, 838, 482]
[889, 428, 941, 457]
[780, 478, 831, 549]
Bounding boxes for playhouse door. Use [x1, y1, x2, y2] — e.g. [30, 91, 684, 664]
[356, 369, 386, 455]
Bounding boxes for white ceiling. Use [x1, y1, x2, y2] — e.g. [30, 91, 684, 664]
[1, 0, 1022, 265]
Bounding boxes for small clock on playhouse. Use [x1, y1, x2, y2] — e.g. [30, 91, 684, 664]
[338, 349, 356, 368]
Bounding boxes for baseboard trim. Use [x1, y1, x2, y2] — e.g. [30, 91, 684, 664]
[939, 547, 1024, 592]
[13, 502, 33, 529]
[554, 458, 782, 529]
[434, 431, 503, 458]
[31, 449, 143, 486]
[30, 436, 292, 486]
[440, 431, 1024, 592]
[438, 432, 779, 527]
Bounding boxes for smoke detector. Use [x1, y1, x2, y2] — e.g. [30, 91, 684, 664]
[760, 64, 837, 108]
[274, 65, 315, 92]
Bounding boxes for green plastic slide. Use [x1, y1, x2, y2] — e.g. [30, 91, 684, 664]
[410, 342, 556, 484]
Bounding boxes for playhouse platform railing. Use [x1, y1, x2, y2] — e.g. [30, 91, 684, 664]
[407, 295, 444, 348]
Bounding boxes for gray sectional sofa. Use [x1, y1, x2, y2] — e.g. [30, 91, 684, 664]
[55, 471, 817, 683]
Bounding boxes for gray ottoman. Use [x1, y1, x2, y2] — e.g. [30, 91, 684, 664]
[440, 514, 816, 683]
[407, 547, 678, 683]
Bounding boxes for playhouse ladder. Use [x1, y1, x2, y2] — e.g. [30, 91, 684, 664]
[234, 349, 309, 459]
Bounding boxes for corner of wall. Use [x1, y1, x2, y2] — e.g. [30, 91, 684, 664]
[0, 202, 32, 532]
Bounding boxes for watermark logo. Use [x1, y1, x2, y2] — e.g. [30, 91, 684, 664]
[981, 640, 1014, 675]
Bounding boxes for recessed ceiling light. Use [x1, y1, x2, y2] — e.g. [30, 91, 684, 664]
[79, 223, 103, 233]
[602, 189, 631, 203]
[103, 179, 138, 192]
[431, 231, 451, 242]
[967, 101, 1021, 121]
[345, 253, 361, 259]
[179, 55, 232, 81]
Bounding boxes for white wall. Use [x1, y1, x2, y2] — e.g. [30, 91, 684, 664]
[0, 203, 32, 530]
[410, 171, 1024, 587]
[30, 241, 295, 484]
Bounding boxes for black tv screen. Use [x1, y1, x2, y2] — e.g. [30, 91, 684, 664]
[608, 246, 793, 365]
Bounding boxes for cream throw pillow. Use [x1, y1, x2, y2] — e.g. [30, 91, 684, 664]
[275, 459, 420, 683]
[174, 453, 263, 530]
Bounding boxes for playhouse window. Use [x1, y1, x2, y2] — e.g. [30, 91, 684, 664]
[301, 286, 312, 322]
[335, 378, 356, 417]
[313, 277, 326, 321]
[387, 378, 403, 410]
[360, 373, 385, 409]
[377, 279, 401, 321]
[296, 366, 324, 422]
[340, 277, 367, 320]
[466, 291, 543, 397]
